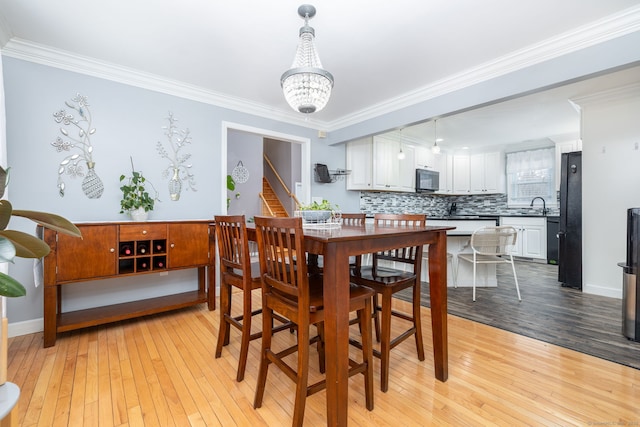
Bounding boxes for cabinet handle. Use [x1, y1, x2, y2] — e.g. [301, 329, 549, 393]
[170, 243, 175, 248]
[110, 248, 115, 253]
[142, 230, 147, 235]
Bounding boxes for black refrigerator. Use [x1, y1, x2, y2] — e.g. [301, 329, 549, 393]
[558, 151, 582, 289]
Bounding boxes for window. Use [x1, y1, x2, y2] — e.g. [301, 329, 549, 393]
[506, 147, 556, 207]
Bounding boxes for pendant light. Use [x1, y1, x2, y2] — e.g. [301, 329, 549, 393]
[281, 5, 334, 114]
[432, 119, 441, 154]
[398, 128, 406, 159]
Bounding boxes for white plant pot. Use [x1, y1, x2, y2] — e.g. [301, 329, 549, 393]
[130, 207, 149, 222]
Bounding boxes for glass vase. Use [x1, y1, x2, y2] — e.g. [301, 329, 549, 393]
[168, 167, 182, 201]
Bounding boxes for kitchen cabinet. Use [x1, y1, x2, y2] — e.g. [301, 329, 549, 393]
[452, 155, 471, 193]
[414, 145, 435, 170]
[500, 216, 547, 260]
[41, 220, 215, 347]
[470, 152, 505, 193]
[372, 135, 415, 192]
[346, 137, 373, 190]
[436, 153, 453, 193]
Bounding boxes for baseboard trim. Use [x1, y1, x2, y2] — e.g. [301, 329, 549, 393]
[8, 318, 43, 338]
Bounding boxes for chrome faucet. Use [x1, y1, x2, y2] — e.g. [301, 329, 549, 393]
[530, 197, 548, 216]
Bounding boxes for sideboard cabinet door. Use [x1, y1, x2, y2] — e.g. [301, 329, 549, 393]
[57, 225, 117, 282]
[168, 222, 210, 268]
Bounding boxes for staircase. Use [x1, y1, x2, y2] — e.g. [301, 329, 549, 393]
[261, 178, 289, 217]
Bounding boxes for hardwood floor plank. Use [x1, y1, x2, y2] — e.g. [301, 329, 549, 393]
[7, 289, 640, 426]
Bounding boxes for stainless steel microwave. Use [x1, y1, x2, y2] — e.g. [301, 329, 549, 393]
[415, 168, 439, 192]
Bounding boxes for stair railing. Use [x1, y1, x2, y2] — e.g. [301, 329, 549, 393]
[263, 154, 301, 208]
[259, 193, 276, 217]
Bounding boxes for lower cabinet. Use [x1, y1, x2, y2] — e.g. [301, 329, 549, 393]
[500, 217, 547, 260]
[41, 220, 215, 347]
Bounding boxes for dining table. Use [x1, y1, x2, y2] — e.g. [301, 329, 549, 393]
[248, 221, 454, 426]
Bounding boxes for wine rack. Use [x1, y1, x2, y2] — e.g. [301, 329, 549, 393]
[41, 220, 216, 347]
[118, 238, 168, 274]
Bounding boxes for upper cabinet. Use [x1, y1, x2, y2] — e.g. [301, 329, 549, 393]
[470, 152, 505, 193]
[346, 136, 415, 192]
[452, 155, 471, 193]
[346, 137, 373, 190]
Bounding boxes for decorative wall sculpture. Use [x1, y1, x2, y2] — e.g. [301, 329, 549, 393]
[156, 112, 197, 201]
[51, 93, 104, 198]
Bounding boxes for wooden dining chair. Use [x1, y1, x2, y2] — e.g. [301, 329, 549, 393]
[214, 215, 292, 382]
[308, 212, 367, 275]
[350, 213, 425, 392]
[253, 216, 374, 427]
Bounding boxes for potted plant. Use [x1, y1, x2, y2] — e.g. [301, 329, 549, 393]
[119, 158, 159, 221]
[297, 199, 338, 222]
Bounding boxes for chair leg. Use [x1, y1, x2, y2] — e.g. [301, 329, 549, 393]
[379, 290, 393, 393]
[372, 294, 381, 342]
[472, 259, 477, 302]
[215, 282, 231, 358]
[316, 322, 326, 374]
[253, 303, 273, 409]
[236, 287, 253, 382]
[359, 298, 374, 411]
[412, 280, 425, 362]
[510, 257, 522, 301]
[292, 322, 310, 427]
[450, 255, 458, 288]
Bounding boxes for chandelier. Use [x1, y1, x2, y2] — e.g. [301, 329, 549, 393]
[281, 4, 334, 114]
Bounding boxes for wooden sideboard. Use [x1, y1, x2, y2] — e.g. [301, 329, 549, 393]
[41, 220, 216, 347]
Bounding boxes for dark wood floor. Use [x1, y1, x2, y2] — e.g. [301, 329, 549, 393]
[396, 261, 640, 369]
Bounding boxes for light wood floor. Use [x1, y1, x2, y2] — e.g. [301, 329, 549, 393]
[7, 292, 640, 426]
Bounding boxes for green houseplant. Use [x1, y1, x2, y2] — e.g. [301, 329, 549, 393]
[0, 166, 81, 297]
[119, 158, 159, 221]
[297, 199, 338, 221]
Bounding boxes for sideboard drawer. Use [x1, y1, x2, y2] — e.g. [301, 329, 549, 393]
[119, 223, 167, 240]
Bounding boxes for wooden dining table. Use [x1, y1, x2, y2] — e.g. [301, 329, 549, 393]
[248, 221, 453, 426]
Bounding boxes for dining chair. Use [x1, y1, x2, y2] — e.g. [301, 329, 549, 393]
[308, 212, 367, 275]
[456, 225, 521, 302]
[214, 215, 292, 382]
[253, 216, 374, 427]
[350, 213, 425, 392]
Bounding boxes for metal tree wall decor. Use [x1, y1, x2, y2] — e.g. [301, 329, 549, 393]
[51, 93, 104, 198]
[156, 112, 196, 201]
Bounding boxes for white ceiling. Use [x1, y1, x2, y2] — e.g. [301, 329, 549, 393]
[1, 1, 640, 150]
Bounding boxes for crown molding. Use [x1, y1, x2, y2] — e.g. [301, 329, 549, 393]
[325, 5, 640, 132]
[0, 38, 325, 131]
[1, 5, 639, 134]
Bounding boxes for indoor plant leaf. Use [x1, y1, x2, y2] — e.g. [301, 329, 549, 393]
[12, 209, 82, 237]
[0, 230, 51, 258]
[0, 199, 11, 230]
[0, 272, 26, 298]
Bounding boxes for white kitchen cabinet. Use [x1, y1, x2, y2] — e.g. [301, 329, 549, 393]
[372, 135, 415, 192]
[470, 152, 505, 193]
[500, 216, 547, 260]
[436, 153, 453, 193]
[555, 139, 582, 191]
[346, 137, 373, 190]
[452, 155, 471, 193]
[414, 145, 435, 170]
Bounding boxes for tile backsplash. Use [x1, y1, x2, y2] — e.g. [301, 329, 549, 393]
[358, 192, 559, 217]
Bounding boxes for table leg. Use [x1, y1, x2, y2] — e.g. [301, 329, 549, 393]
[428, 231, 449, 381]
[321, 242, 350, 426]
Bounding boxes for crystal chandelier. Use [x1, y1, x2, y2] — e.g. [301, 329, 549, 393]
[281, 5, 334, 114]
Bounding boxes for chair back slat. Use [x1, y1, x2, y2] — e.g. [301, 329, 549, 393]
[471, 225, 518, 255]
[255, 216, 307, 301]
[215, 215, 250, 277]
[372, 214, 425, 266]
[341, 213, 366, 226]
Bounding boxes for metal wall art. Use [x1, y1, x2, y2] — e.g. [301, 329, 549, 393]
[51, 93, 104, 198]
[156, 112, 196, 201]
